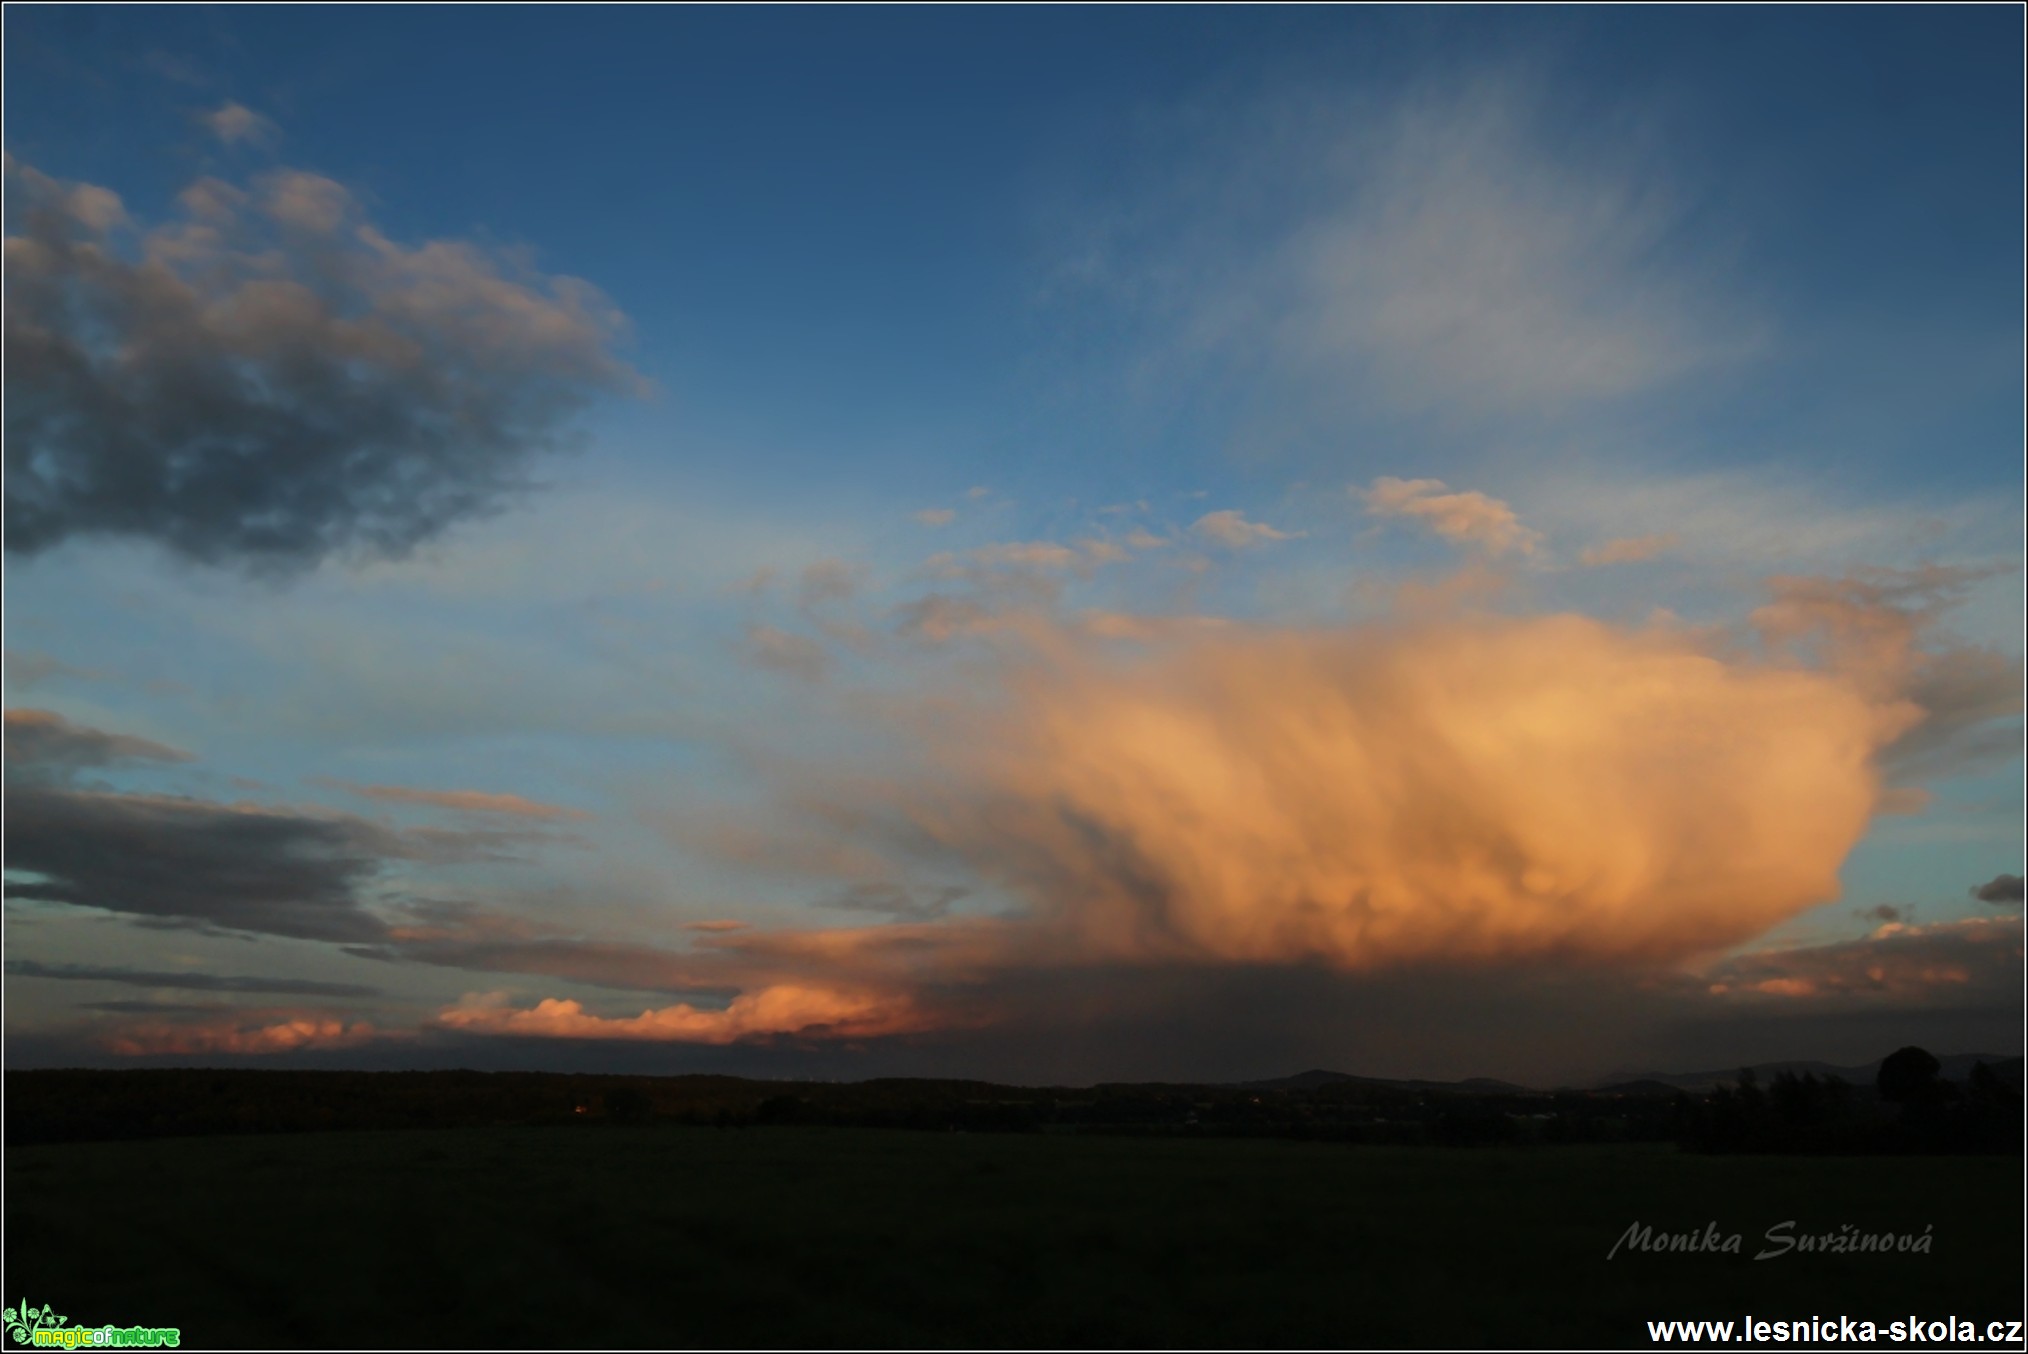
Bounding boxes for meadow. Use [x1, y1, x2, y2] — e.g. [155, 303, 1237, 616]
[6, 1125, 2020, 1348]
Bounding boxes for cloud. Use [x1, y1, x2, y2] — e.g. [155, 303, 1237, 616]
[682, 919, 749, 933]
[798, 559, 864, 607]
[912, 508, 956, 526]
[4, 958, 380, 998]
[824, 882, 969, 923]
[1972, 873, 2024, 905]
[1702, 916, 2023, 1003]
[1190, 511, 1300, 549]
[436, 984, 927, 1044]
[104, 1012, 381, 1057]
[2, 782, 397, 941]
[199, 102, 278, 147]
[744, 624, 831, 681]
[1059, 71, 1757, 430]
[327, 780, 590, 822]
[1748, 567, 2023, 781]
[3, 651, 101, 690]
[4, 708, 191, 777]
[719, 567, 2007, 992]
[1279, 77, 1753, 418]
[3, 157, 637, 572]
[1580, 533, 1680, 567]
[3, 716, 551, 942]
[1360, 477, 1541, 556]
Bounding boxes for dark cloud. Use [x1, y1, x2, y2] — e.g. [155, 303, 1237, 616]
[825, 882, 970, 923]
[3, 781, 396, 941]
[1972, 873, 2024, 905]
[1701, 915, 2023, 1003]
[341, 901, 736, 1000]
[5, 958, 380, 998]
[1858, 904, 1904, 924]
[4, 156, 638, 573]
[4, 707, 190, 777]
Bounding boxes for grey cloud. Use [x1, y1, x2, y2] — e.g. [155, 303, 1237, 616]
[743, 625, 830, 682]
[3, 781, 397, 942]
[4, 158, 638, 573]
[825, 882, 970, 923]
[3, 651, 101, 690]
[4, 707, 191, 777]
[6, 959, 379, 998]
[1972, 874, 2024, 905]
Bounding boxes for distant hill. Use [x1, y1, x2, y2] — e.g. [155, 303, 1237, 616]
[1238, 1053, 2024, 1097]
[1594, 1053, 2021, 1093]
[1235, 1069, 1532, 1094]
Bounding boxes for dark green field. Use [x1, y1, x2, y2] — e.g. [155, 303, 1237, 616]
[5, 1127, 2021, 1348]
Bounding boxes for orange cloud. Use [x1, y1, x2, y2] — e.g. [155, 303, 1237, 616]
[335, 781, 589, 821]
[1581, 533, 1680, 566]
[844, 607, 1922, 971]
[436, 983, 927, 1044]
[1191, 510, 1300, 549]
[105, 1015, 380, 1056]
[1702, 915, 2022, 1001]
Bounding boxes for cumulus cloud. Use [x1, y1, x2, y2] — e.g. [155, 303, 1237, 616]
[862, 609, 1923, 971]
[1581, 533, 1679, 567]
[1360, 477, 1541, 556]
[3, 157, 637, 571]
[1190, 511, 1300, 549]
[437, 984, 926, 1044]
[1972, 873, 2024, 905]
[105, 1012, 381, 1057]
[199, 102, 279, 147]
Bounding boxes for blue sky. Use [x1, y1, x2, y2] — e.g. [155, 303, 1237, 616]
[3, 6, 2021, 1083]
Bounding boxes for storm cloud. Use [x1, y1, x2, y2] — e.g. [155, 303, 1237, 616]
[4, 958, 381, 999]
[1972, 873, 2025, 905]
[3, 156, 637, 571]
[4, 782, 398, 941]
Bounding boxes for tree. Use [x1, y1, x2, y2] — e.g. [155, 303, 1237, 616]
[1876, 1046, 1942, 1107]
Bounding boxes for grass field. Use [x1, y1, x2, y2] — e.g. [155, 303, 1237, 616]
[5, 1126, 2021, 1348]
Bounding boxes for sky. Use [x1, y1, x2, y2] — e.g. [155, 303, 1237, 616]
[2, 6, 2022, 1086]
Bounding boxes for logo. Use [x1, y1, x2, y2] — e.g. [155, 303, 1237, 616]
[3, 1303, 179, 1350]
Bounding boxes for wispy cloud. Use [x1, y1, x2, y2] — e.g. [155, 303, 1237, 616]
[326, 780, 590, 823]
[1580, 533, 1680, 567]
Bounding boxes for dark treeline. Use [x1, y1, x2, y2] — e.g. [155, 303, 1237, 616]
[6, 1066, 1678, 1147]
[8, 1050, 2019, 1151]
[1677, 1048, 2023, 1155]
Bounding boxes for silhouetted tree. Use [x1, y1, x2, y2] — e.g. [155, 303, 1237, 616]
[1877, 1046, 1943, 1107]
